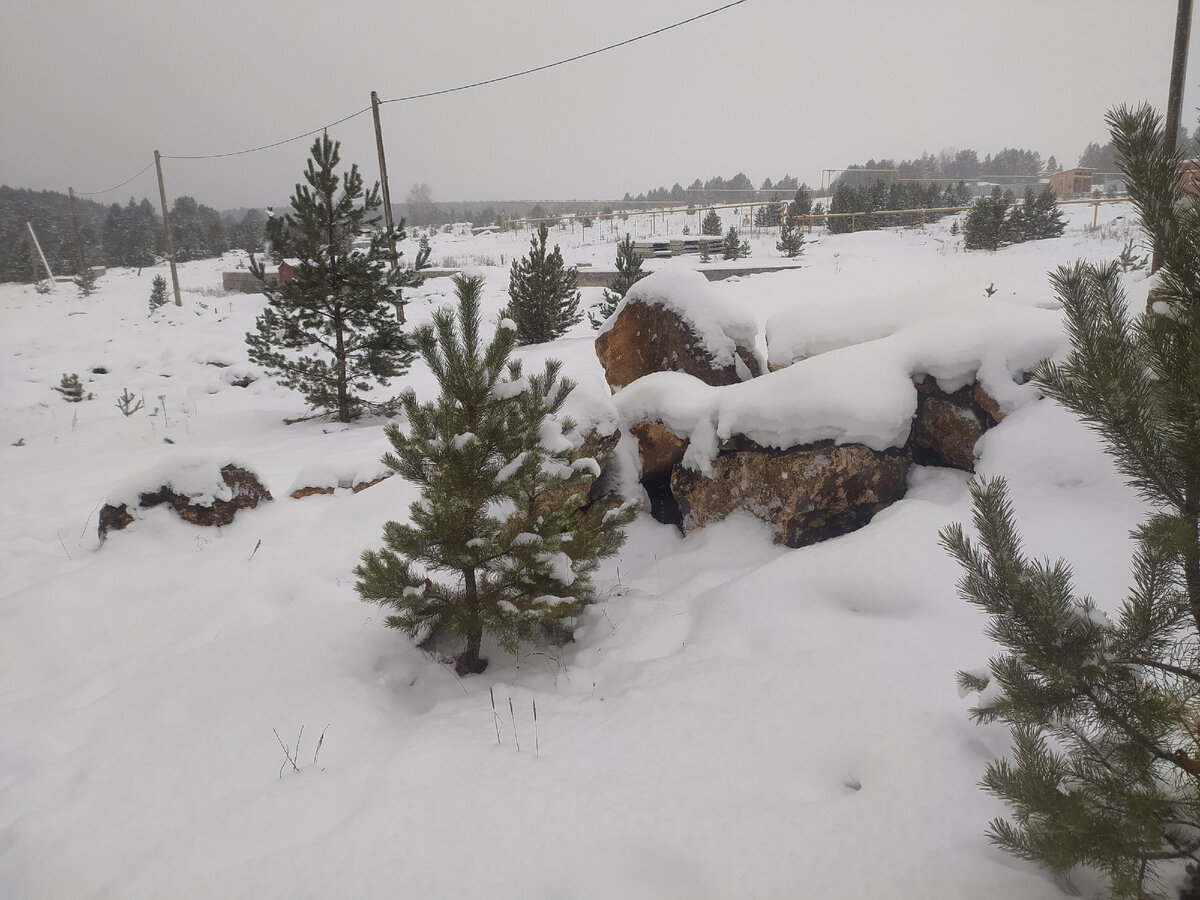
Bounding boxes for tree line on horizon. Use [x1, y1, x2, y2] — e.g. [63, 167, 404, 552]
[832, 125, 1200, 193]
[0, 186, 267, 283]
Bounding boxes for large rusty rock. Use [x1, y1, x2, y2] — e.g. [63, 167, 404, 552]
[908, 377, 1002, 473]
[99, 464, 272, 540]
[595, 296, 761, 390]
[671, 439, 910, 548]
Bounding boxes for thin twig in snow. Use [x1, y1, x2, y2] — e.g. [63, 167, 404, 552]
[510, 697, 520, 753]
[80, 498, 106, 538]
[533, 699, 539, 759]
[273, 727, 300, 778]
[313, 725, 329, 767]
[490, 687, 502, 746]
[56, 532, 72, 560]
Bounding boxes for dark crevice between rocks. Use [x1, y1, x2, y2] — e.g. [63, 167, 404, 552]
[641, 470, 683, 530]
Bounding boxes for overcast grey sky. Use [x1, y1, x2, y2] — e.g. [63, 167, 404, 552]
[2, 1, 1198, 211]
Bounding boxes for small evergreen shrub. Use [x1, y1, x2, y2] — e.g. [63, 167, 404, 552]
[589, 234, 647, 329]
[722, 226, 740, 260]
[53, 373, 90, 402]
[776, 216, 805, 258]
[74, 263, 97, 297]
[149, 275, 169, 313]
[356, 275, 636, 675]
[115, 388, 144, 416]
[1115, 237, 1148, 272]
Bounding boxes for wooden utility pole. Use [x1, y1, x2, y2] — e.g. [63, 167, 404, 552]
[370, 90, 405, 324]
[370, 91, 397, 261]
[154, 150, 182, 307]
[1165, 0, 1193, 155]
[67, 187, 86, 273]
[26, 222, 55, 290]
[1153, 0, 1193, 273]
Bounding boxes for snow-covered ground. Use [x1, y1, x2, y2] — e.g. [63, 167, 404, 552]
[0, 206, 1155, 898]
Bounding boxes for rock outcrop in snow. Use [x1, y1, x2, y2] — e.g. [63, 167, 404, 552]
[909, 376, 1004, 473]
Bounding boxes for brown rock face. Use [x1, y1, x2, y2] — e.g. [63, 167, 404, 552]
[291, 472, 394, 499]
[291, 485, 336, 499]
[595, 299, 760, 390]
[98, 503, 134, 539]
[629, 421, 687, 479]
[99, 464, 272, 540]
[671, 439, 910, 548]
[909, 377, 1002, 473]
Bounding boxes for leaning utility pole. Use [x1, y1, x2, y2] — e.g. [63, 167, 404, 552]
[371, 90, 406, 323]
[154, 150, 182, 307]
[67, 187, 86, 273]
[370, 91, 397, 261]
[26, 222, 55, 290]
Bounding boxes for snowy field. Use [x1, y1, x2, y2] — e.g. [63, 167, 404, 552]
[0, 205, 1156, 898]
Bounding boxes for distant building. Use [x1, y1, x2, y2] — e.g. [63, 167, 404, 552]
[1049, 167, 1096, 198]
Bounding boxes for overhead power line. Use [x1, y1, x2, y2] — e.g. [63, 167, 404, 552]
[158, 0, 748, 162]
[74, 159, 157, 196]
[379, 0, 749, 106]
[161, 106, 372, 161]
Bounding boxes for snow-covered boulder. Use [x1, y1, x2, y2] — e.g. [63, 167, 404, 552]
[671, 438, 910, 548]
[594, 269, 763, 390]
[615, 298, 1063, 543]
[99, 462, 272, 540]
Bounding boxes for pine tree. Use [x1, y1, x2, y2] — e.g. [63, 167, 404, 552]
[148, 274, 169, 313]
[53, 373, 87, 402]
[702, 208, 722, 236]
[722, 226, 741, 260]
[356, 275, 636, 675]
[589, 233, 647, 328]
[962, 187, 1012, 251]
[74, 260, 97, 297]
[943, 104, 1200, 898]
[1024, 187, 1067, 240]
[789, 184, 813, 220]
[776, 215, 805, 258]
[966, 187, 1065, 250]
[246, 134, 417, 423]
[501, 223, 581, 345]
[753, 195, 783, 228]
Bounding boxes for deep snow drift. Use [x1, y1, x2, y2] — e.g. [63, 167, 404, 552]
[0, 205, 1156, 898]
